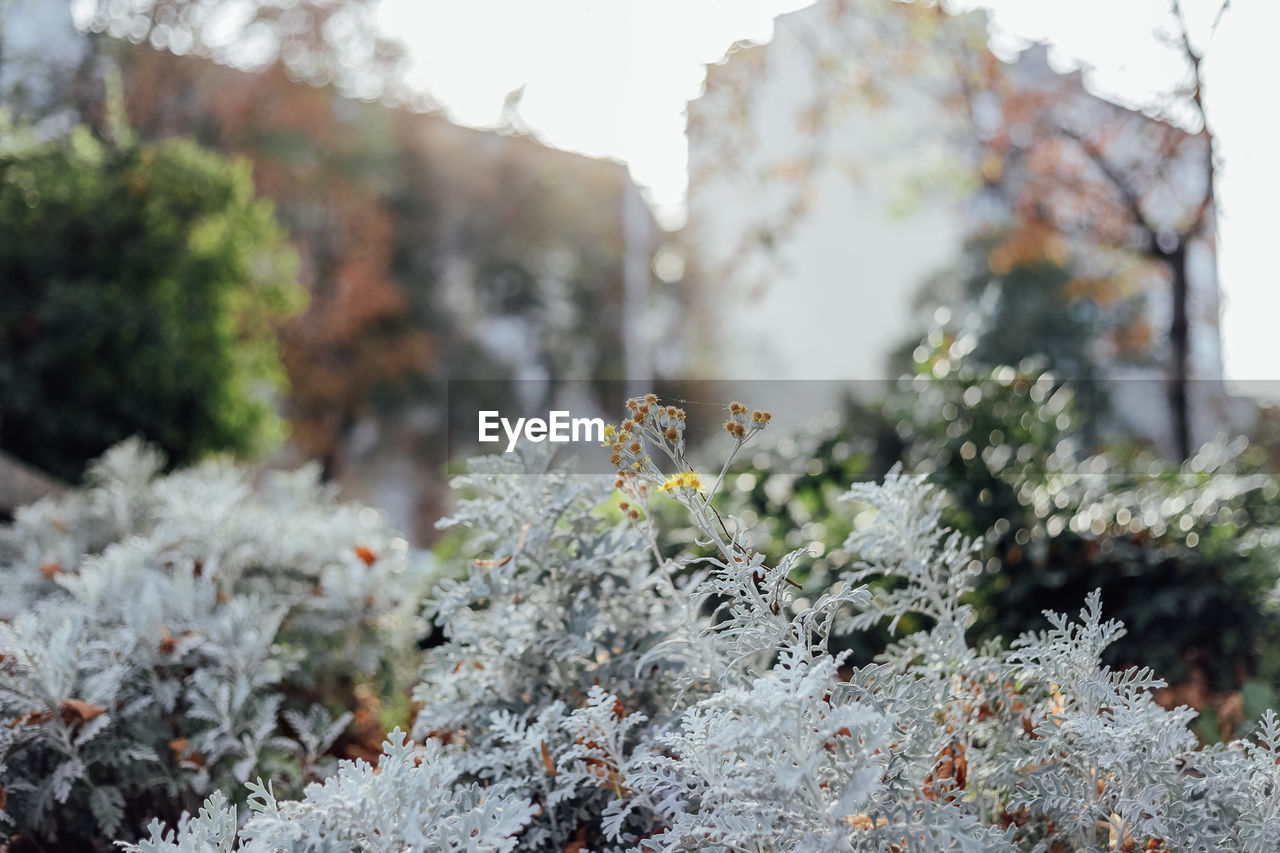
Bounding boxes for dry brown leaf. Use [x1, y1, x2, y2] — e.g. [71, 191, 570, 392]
[169, 738, 207, 769]
[540, 741, 558, 777]
[923, 740, 968, 803]
[159, 624, 176, 655]
[472, 524, 532, 569]
[59, 699, 106, 724]
[8, 710, 52, 728]
[564, 825, 587, 853]
[1104, 813, 1136, 851]
[1049, 682, 1066, 716]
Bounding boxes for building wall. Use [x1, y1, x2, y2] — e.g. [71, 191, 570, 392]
[685, 2, 986, 384]
[685, 1, 1233, 452]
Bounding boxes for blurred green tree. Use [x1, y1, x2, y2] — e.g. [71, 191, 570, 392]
[0, 126, 304, 481]
[896, 236, 1121, 431]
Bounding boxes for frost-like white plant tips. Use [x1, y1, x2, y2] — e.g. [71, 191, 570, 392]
[4, 405, 1279, 852]
[0, 440, 436, 844]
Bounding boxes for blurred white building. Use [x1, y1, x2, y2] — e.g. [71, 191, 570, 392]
[685, 0, 1236, 452]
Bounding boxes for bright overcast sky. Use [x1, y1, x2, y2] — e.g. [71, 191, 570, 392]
[377, 0, 1279, 390]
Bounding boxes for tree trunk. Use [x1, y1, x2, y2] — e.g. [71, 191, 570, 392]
[1166, 243, 1191, 461]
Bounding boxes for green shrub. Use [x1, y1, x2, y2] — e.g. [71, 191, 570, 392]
[0, 127, 303, 481]
[723, 342, 1280, 699]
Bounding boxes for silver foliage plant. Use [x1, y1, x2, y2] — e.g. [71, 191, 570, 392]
[0, 439, 437, 844]
[120, 729, 537, 853]
[16, 397, 1280, 851]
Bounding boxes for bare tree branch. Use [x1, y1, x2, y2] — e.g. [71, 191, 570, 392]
[1054, 123, 1156, 245]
